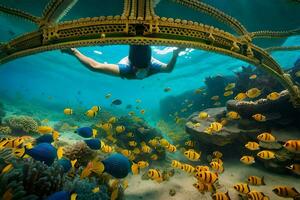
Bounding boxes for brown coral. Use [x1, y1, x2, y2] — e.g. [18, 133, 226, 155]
[64, 142, 97, 167]
[0, 126, 11, 135]
[4, 115, 38, 134]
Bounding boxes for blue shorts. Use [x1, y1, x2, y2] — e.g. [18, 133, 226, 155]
[118, 57, 166, 79]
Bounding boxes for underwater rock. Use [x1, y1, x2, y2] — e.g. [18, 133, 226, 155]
[0, 126, 11, 135]
[3, 115, 39, 134]
[64, 142, 97, 167]
[226, 90, 300, 126]
[185, 107, 261, 146]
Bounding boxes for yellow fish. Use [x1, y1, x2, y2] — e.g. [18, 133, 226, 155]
[108, 117, 117, 123]
[227, 111, 240, 119]
[247, 191, 269, 200]
[225, 83, 236, 91]
[194, 165, 209, 172]
[115, 125, 125, 133]
[137, 161, 149, 168]
[132, 148, 140, 154]
[208, 122, 223, 132]
[86, 110, 97, 118]
[181, 164, 195, 174]
[212, 151, 223, 158]
[212, 158, 223, 165]
[212, 191, 231, 200]
[185, 140, 194, 147]
[52, 131, 60, 141]
[193, 182, 214, 193]
[252, 114, 266, 122]
[150, 154, 158, 160]
[57, 147, 64, 159]
[100, 141, 113, 153]
[211, 96, 220, 101]
[37, 126, 53, 134]
[247, 176, 265, 185]
[171, 160, 182, 168]
[257, 150, 275, 160]
[272, 186, 300, 199]
[148, 169, 163, 182]
[210, 161, 224, 173]
[92, 187, 100, 193]
[267, 92, 280, 101]
[184, 149, 201, 161]
[63, 108, 73, 115]
[140, 109, 145, 114]
[245, 141, 260, 150]
[0, 138, 24, 149]
[257, 133, 276, 142]
[91, 106, 101, 112]
[159, 139, 169, 147]
[224, 91, 233, 97]
[240, 156, 255, 165]
[101, 123, 112, 132]
[128, 141, 137, 147]
[165, 143, 176, 152]
[141, 144, 152, 153]
[195, 171, 218, 184]
[234, 92, 247, 101]
[234, 183, 250, 194]
[249, 74, 257, 79]
[246, 88, 261, 98]
[283, 140, 300, 153]
[131, 162, 139, 175]
[127, 132, 134, 138]
[121, 149, 135, 160]
[148, 139, 159, 147]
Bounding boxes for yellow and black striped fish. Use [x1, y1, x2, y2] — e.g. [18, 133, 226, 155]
[257, 150, 275, 160]
[148, 169, 163, 182]
[233, 183, 250, 194]
[194, 165, 209, 172]
[184, 149, 201, 161]
[210, 161, 224, 173]
[181, 164, 195, 174]
[247, 176, 265, 186]
[247, 191, 269, 200]
[195, 171, 218, 184]
[0, 138, 24, 149]
[212, 191, 231, 200]
[171, 160, 182, 169]
[193, 182, 214, 194]
[283, 140, 300, 153]
[165, 143, 177, 152]
[272, 186, 300, 199]
[257, 133, 276, 142]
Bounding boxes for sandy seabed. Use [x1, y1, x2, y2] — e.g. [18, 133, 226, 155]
[125, 161, 300, 200]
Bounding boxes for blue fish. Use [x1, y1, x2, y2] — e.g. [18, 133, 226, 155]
[47, 191, 77, 200]
[102, 153, 131, 178]
[25, 143, 57, 166]
[36, 134, 54, 144]
[75, 127, 93, 138]
[57, 158, 72, 173]
[84, 139, 101, 150]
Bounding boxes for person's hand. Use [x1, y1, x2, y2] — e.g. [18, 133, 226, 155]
[61, 48, 77, 55]
[173, 47, 185, 55]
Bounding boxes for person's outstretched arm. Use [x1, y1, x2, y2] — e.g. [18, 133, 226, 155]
[160, 48, 183, 73]
[62, 48, 120, 76]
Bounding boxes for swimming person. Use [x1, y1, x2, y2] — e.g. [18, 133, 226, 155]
[62, 45, 182, 79]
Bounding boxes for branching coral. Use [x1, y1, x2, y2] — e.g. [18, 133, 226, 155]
[0, 126, 11, 135]
[64, 142, 97, 167]
[0, 159, 65, 199]
[4, 115, 39, 134]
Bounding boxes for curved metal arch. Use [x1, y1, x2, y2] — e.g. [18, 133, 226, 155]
[0, 0, 300, 107]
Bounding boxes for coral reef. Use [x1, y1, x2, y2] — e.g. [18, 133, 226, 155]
[0, 126, 11, 135]
[3, 115, 39, 134]
[64, 177, 109, 200]
[64, 142, 97, 167]
[0, 159, 65, 199]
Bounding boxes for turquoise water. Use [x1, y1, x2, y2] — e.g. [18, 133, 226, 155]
[1, 1, 300, 200]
